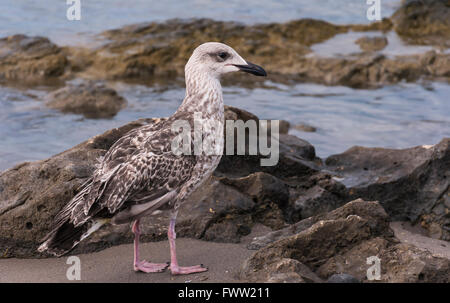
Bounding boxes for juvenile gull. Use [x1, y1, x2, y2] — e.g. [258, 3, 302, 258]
[38, 42, 266, 275]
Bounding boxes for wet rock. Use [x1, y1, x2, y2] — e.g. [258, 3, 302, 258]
[327, 273, 360, 283]
[392, 0, 450, 47]
[0, 35, 67, 83]
[355, 36, 388, 52]
[85, 18, 345, 82]
[325, 138, 450, 240]
[297, 52, 450, 88]
[45, 81, 127, 118]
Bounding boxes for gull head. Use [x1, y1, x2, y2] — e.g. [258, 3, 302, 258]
[185, 42, 267, 79]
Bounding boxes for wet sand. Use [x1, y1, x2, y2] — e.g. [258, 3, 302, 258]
[0, 238, 253, 283]
[0, 224, 271, 283]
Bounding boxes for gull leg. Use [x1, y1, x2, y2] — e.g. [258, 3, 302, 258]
[132, 219, 169, 273]
[168, 214, 208, 275]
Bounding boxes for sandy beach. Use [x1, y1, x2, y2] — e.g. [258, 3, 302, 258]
[0, 224, 273, 283]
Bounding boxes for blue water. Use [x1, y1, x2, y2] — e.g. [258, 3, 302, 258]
[1, 81, 449, 171]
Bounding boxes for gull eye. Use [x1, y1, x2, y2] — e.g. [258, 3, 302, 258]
[217, 51, 229, 60]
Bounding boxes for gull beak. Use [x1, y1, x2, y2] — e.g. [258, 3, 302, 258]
[233, 61, 267, 77]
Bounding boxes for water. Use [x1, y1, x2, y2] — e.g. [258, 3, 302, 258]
[0, 0, 449, 172]
[0, 0, 400, 45]
[1, 81, 449, 171]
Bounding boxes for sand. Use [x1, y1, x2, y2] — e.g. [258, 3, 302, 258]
[0, 224, 271, 283]
[1, 222, 448, 283]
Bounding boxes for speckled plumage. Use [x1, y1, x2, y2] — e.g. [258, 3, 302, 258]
[38, 43, 266, 268]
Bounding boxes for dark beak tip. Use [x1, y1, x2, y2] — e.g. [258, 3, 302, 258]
[234, 61, 267, 77]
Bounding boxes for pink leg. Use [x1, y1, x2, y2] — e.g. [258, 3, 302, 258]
[168, 218, 208, 275]
[132, 219, 169, 273]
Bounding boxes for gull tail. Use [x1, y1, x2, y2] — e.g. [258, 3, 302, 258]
[38, 177, 110, 257]
[38, 218, 109, 257]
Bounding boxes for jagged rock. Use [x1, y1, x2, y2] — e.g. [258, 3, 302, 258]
[325, 138, 450, 240]
[242, 199, 450, 283]
[45, 81, 127, 118]
[0, 35, 67, 83]
[317, 237, 450, 283]
[248, 199, 389, 250]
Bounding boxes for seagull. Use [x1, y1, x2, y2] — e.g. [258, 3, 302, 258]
[38, 42, 266, 275]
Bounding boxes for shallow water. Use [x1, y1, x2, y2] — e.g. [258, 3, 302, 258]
[0, 0, 400, 45]
[1, 81, 449, 171]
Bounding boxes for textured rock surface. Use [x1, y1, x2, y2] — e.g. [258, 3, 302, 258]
[355, 36, 388, 52]
[0, 35, 67, 84]
[392, 0, 450, 47]
[325, 139, 450, 240]
[45, 81, 127, 118]
[241, 199, 450, 283]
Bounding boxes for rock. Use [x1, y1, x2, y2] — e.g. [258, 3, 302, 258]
[355, 36, 388, 52]
[317, 237, 450, 283]
[325, 138, 450, 240]
[85, 18, 345, 82]
[241, 257, 323, 283]
[266, 272, 305, 283]
[241, 215, 378, 277]
[248, 199, 388, 250]
[293, 123, 317, 133]
[392, 0, 450, 47]
[327, 273, 360, 283]
[242, 198, 450, 283]
[296, 52, 450, 88]
[45, 81, 127, 118]
[278, 120, 290, 134]
[0, 35, 67, 84]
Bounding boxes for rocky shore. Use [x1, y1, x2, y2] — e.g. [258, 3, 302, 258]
[0, 0, 449, 283]
[0, 105, 448, 282]
[1, 1, 449, 90]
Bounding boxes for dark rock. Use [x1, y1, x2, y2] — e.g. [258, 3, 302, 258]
[248, 199, 389, 250]
[327, 273, 360, 283]
[45, 81, 127, 118]
[0, 35, 67, 84]
[325, 139, 450, 240]
[355, 36, 388, 52]
[242, 199, 450, 283]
